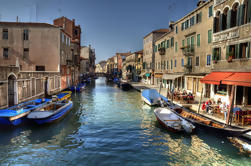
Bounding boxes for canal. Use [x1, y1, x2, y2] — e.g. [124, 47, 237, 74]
[0, 77, 250, 165]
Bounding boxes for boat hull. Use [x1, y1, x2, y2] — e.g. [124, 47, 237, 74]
[155, 115, 180, 133]
[31, 102, 73, 125]
[171, 107, 249, 136]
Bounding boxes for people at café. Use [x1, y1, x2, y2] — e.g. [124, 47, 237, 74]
[220, 102, 228, 120]
[205, 99, 212, 113]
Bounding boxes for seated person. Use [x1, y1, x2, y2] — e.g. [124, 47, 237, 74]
[220, 102, 228, 120]
[205, 99, 212, 113]
[202, 102, 206, 111]
[217, 98, 222, 105]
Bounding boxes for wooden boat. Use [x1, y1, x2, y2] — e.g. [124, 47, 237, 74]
[121, 83, 132, 91]
[141, 89, 168, 106]
[27, 100, 73, 125]
[171, 106, 251, 136]
[0, 98, 51, 126]
[56, 91, 72, 101]
[154, 108, 195, 133]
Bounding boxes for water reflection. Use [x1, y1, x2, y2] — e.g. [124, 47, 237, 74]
[0, 78, 250, 165]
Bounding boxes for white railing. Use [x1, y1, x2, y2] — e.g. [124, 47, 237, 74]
[213, 28, 239, 42]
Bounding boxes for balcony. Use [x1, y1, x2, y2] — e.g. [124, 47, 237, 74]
[181, 45, 194, 56]
[184, 64, 192, 73]
[213, 27, 239, 43]
[158, 47, 165, 55]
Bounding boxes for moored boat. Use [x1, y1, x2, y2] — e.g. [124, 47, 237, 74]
[27, 100, 73, 125]
[154, 108, 195, 133]
[56, 91, 72, 101]
[171, 106, 251, 136]
[0, 98, 51, 126]
[141, 89, 168, 106]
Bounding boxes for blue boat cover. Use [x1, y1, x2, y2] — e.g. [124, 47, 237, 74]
[142, 89, 168, 104]
[0, 98, 51, 117]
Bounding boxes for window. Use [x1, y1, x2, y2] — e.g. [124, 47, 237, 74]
[175, 42, 178, 52]
[181, 58, 184, 67]
[207, 55, 211, 66]
[171, 38, 174, 47]
[164, 61, 166, 70]
[171, 60, 173, 69]
[208, 30, 212, 43]
[196, 12, 202, 23]
[197, 34, 200, 47]
[3, 48, 8, 59]
[239, 42, 250, 58]
[166, 40, 169, 48]
[23, 48, 29, 59]
[158, 44, 160, 49]
[158, 62, 160, 69]
[36, 66, 45, 71]
[185, 20, 189, 29]
[195, 56, 199, 66]
[166, 60, 169, 69]
[182, 40, 185, 47]
[174, 59, 177, 67]
[187, 37, 190, 46]
[188, 57, 192, 66]
[214, 84, 227, 95]
[181, 23, 185, 31]
[154, 45, 157, 52]
[176, 26, 178, 34]
[23, 29, 29, 40]
[208, 6, 213, 17]
[190, 16, 195, 26]
[2, 29, 8, 40]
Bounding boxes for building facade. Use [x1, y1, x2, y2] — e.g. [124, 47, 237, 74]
[200, 0, 251, 106]
[0, 22, 63, 108]
[80, 45, 96, 76]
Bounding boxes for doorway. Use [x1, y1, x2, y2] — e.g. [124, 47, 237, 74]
[8, 74, 17, 106]
[236, 86, 243, 105]
[205, 84, 211, 98]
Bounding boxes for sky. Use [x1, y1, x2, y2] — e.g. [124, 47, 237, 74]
[0, 0, 200, 63]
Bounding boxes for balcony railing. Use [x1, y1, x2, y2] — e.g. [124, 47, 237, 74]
[181, 45, 194, 56]
[184, 64, 192, 73]
[158, 47, 165, 55]
[213, 27, 239, 43]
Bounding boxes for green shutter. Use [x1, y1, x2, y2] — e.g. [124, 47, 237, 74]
[227, 10, 232, 29]
[197, 34, 200, 47]
[247, 42, 250, 58]
[182, 40, 185, 47]
[219, 14, 223, 31]
[235, 44, 240, 59]
[239, 5, 244, 25]
[187, 38, 190, 46]
[226, 46, 229, 60]
[208, 30, 212, 43]
[175, 42, 177, 52]
[212, 48, 215, 60]
[247, 0, 251, 23]
[219, 47, 221, 60]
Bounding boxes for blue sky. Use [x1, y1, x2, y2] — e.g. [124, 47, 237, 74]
[0, 0, 200, 63]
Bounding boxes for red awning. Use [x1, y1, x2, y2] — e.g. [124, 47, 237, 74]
[200, 72, 234, 85]
[222, 72, 251, 87]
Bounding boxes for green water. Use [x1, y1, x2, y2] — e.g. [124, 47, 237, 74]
[0, 77, 250, 166]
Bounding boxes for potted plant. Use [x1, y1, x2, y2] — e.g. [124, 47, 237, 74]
[226, 51, 234, 62]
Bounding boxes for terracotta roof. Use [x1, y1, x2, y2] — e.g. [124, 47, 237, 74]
[144, 29, 170, 39]
[135, 50, 143, 54]
[0, 22, 57, 28]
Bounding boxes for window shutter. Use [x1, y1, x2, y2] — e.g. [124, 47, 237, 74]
[226, 46, 229, 60]
[247, 42, 250, 58]
[235, 44, 240, 59]
[247, 0, 251, 23]
[239, 5, 244, 25]
[227, 10, 232, 29]
[212, 48, 215, 60]
[213, 17, 217, 33]
[219, 14, 223, 31]
[219, 47, 221, 60]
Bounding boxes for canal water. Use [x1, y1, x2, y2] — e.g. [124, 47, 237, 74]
[0, 77, 250, 166]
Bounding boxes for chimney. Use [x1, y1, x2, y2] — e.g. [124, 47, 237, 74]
[16, 16, 19, 22]
[197, 0, 206, 7]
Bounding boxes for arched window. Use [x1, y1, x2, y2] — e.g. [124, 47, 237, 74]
[231, 3, 239, 27]
[243, 0, 251, 24]
[213, 11, 221, 33]
[221, 8, 229, 31]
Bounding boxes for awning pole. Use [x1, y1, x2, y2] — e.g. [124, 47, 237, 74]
[197, 86, 204, 114]
[226, 85, 235, 125]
